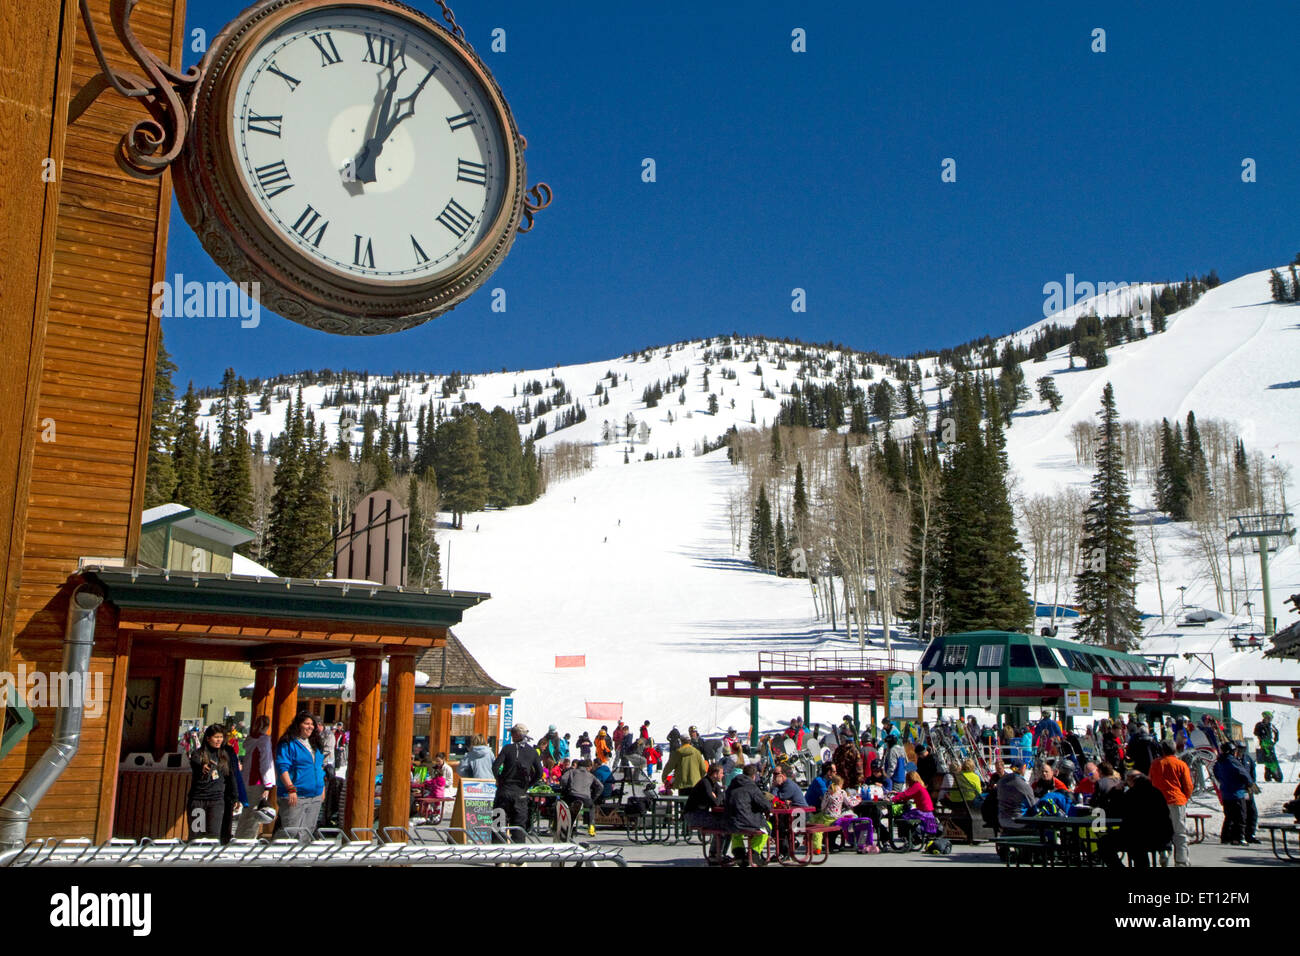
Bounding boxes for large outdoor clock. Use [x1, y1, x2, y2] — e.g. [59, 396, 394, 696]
[170, 0, 538, 334]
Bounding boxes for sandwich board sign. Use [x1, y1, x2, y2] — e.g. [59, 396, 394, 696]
[450, 778, 498, 844]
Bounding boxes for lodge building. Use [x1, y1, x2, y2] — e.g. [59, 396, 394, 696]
[0, 0, 502, 850]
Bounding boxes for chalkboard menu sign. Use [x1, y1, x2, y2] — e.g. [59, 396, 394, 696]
[450, 778, 497, 844]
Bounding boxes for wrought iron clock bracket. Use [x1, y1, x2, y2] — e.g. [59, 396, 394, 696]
[81, 0, 553, 231]
[76, 0, 201, 179]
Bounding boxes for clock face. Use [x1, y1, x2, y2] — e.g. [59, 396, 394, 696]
[228, 6, 509, 285]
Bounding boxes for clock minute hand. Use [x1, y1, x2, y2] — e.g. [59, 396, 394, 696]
[353, 64, 405, 184]
[383, 63, 439, 133]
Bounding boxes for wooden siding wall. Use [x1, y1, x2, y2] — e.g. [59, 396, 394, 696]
[0, 0, 186, 842]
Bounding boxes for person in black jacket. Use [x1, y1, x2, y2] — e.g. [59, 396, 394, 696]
[723, 764, 772, 866]
[686, 762, 726, 863]
[1128, 725, 1161, 775]
[491, 723, 542, 843]
[1118, 771, 1174, 868]
[187, 724, 237, 843]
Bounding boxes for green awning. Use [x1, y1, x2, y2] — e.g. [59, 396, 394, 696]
[83, 567, 489, 629]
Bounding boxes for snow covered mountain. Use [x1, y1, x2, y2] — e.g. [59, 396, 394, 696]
[195, 266, 1300, 747]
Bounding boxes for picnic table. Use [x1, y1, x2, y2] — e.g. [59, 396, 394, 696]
[1013, 815, 1110, 867]
[626, 794, 691, 845]
[413, 795, 454, 823]
[1259, 820, 1300, 863]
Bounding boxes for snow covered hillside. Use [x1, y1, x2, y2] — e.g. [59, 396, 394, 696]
[196, 266, 1300, 750]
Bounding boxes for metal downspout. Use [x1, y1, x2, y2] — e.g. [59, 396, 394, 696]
[0, 585, 103, 862]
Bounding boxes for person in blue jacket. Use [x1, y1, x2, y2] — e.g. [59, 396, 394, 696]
[805, 761, 833, 807]
[592, 759, 614, 802]
[275, 711, 326, 834]
[1212, 742, 1251, 845]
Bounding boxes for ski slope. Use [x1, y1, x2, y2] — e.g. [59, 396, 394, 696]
[197, 266, 1300, 750]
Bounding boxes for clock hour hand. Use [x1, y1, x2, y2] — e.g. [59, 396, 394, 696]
[353, 62, 438, 184]
[352, 63, 405, 184]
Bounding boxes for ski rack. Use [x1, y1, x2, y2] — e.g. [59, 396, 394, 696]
[1, 830, 627, 868]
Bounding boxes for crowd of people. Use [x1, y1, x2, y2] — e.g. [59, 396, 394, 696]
[184, 712, 348, 842]
[183, 705, 1294, 865]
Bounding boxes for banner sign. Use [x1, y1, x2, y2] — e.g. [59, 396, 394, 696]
[501, 697, 513, 741]
[555, 655, 586, 668]
[299, 660, 347, 684]
[585, 701, 622, 720]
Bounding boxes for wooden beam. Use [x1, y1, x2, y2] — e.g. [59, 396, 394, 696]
[94, 629, 132, 842]
[251, 662, 275, 728]
[344, 654, 383, 837]
[378, 653, 415, 837]
[116, 608, 448, 644]
[272, 664, 299, 744]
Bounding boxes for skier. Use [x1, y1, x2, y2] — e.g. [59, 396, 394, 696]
[1254, 712, 1282, 782]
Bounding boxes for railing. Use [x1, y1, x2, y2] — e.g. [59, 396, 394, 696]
[1, 830, 627, 867]
[757, 649, 913, 674]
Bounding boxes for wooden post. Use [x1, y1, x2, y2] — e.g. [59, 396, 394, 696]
[273, 662, 299, 743]
[252, 662, 275, 727]
[378, 653, 416, 837]
[345, 653, 383, 836]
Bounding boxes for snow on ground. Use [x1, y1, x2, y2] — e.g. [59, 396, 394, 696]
[202, 266, 1300, 746]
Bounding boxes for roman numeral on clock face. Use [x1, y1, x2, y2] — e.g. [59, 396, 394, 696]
[310, 32, 343, 66]
[353, 235, 376, 269]
[446, 111, 476, 131]
[254, 160, 294, 198]
[436, 198, 475, 238]
[247, 113, 283, 137]
[456, 159, 487, 185]
[292, 205, 329, 247]
[362, 32, 400, 66]
[411, 235, 430, 264]
[265, 60, 300, 92]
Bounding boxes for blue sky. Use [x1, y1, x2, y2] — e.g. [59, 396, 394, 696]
[165, 0, 1299, 386]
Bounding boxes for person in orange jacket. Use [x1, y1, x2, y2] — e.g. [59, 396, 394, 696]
[1149, 741, 1194, 866]
[594, 726, 613, 765]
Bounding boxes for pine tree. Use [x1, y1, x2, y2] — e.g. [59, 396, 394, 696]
[1269, 269, 1287, 303]
[792, 460, 809, 544]
[1155, 419, 1190, 520]
[293, 415, 333, 577]
[1149, 295, 1167, 333]
[770, 425, 783, 466]
[143, 329, 177, 508]
[435, 414, 488, 528]
[748, 486, 774, 571]
[211, 368, 254, 529]
[172, 383, 211, 510]
[520, 437, 540, 502]
[406, 472, 442, 588]
[774, 514, 790, 576]
[1035, 375, 1063, 412]
[265, 389, 305, 575]
[1184, 411, 1209, 500]
[483, 406, 523, 507]
[935, 375, 1029, 632]
[1074, 383, 1142, 649]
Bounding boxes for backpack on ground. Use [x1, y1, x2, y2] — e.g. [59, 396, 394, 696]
[924, 836, 952, 855]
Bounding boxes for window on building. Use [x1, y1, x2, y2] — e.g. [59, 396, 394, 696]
[1009, 643, 1035, 669]
[943, 644, 968, 667]
[977, 644, 1004, 667]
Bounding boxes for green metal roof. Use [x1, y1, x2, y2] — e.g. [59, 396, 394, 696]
[141, 506, 257, 548]
[83, 567, 489, 629]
